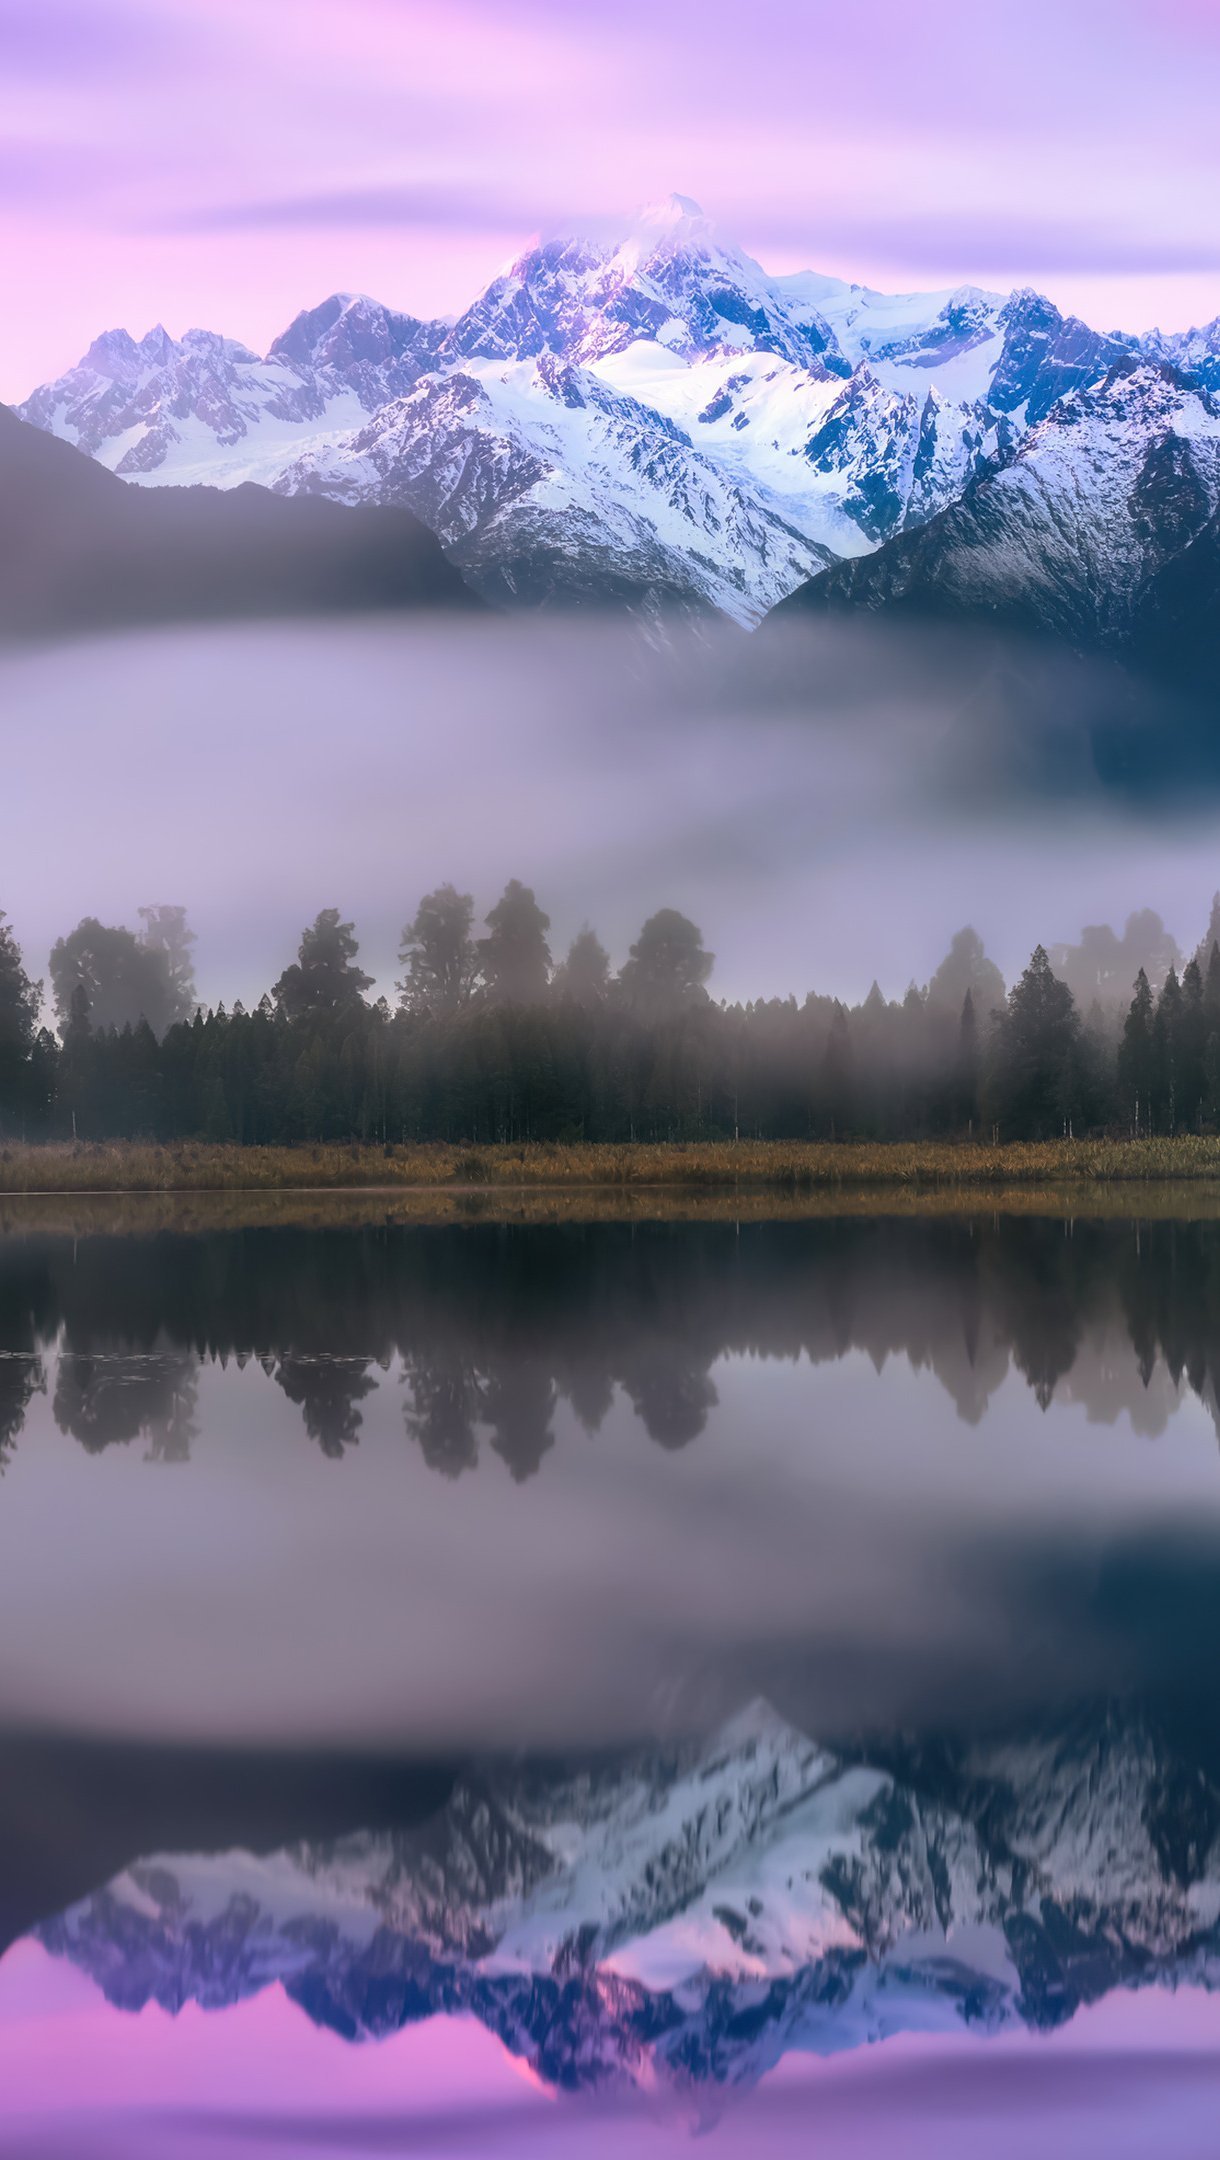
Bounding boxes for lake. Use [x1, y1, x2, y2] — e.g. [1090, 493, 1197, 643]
[3, 1194, 1220, 2155]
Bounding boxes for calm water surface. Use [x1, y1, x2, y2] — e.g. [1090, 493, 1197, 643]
[2, 1201, 1220, 2155]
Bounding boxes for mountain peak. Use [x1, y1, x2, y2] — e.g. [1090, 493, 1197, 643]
[79, 327, 145, 380]
[608, 194, 727, 275]
[636, 192, 707, 228]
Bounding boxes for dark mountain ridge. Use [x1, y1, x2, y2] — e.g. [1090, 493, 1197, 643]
[0, 400, 476, 637]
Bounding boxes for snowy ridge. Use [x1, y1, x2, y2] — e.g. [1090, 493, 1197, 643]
[780, 357, 1220, 651]
[15, 197, 1220, 622]
[37, 1702, 1220, 2099]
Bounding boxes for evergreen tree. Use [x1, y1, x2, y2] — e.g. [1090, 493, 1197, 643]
[398, 885, 476, 1016]
[619, 910, 713, 1021]
[1118, 969, 1156, 1134]
[1205, 941, 1220, 1026]
[272, 910, 372, 1026]
[552, 926, 610, 1007]
[956, 988, 980, 1131]
[987, 946, 1080, 1139]
[1200, 942, 1220, 1130]
[1153, 965, 1183, 1132]
[49, 918, 177, 1039]
[0, 912, 41, 1129]
[1196, 896, 1220, 975]
[478, 880, 552, 1006]
[927, 926, 1005, 1017]
[820, 1003, 854, 1137]
[1177, 957, 1206, 1131]
[58, 983, 94, 1138]
[137, 904, 198, 1025]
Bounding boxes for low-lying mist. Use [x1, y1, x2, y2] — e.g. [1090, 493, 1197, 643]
[6, 610, 1220, 1016]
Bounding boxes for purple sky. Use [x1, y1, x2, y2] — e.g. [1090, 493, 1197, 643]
[5, 1944, 1220, 2159]
[3, 0, 1220, 399]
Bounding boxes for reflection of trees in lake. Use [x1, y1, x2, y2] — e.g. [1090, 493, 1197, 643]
[53, 1349, 200, 1461]
[266, 1353, 378, 1459]
[0, 1253, 56, 1475]
[619, 1352, 717, 1450]
[403, 1351, 482, 1479]
[7, 1216, 1220, 1473]
[0, 1352, 43, 1474]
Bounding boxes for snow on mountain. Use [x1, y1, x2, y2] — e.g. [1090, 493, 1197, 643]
[1144, 316, 1220, 397]
[277, 355, 835, 621]
[777, 358, 1220, 651]
[35, 1702, 1220, 2102]
[18, 297, 443, 490]
[14, 198, 1220, 623]
[443, 196, 849, 377]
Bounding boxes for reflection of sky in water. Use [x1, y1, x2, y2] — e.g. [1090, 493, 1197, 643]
[0, 1335, 1218, 1748]
[5, 1211, 1220, 2147]
[4, 1946, 1220, 2157]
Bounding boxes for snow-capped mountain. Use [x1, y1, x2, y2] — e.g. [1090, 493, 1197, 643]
[775, 357, 1220, 656]
[15, 197, 1216, 625]
[278, 356, 834, 617]
[18, 296, 443, 489]
[36, 1702, 1220, 2101]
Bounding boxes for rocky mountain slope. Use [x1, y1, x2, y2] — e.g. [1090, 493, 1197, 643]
[36, 1702, 1220, 2100]
[772, 358, 1220, 670]
[0, 400, 474, 636]
[23, 195, 1200, 627]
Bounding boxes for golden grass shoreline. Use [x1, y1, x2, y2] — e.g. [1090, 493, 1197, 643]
[2, 1139, 1220, 1234]
[4, 1135, 1220, 1195]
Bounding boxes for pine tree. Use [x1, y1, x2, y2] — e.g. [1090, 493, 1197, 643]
[987, 947, 1080, 1139]
[553, 926, 610, 1007]
[820, 1003, 854, 1138]
[397, 886, 476, 1016]
[0, 912, 41, 1130]
[1118, 969, 1156, 1134]
[49, 918, 177, 1039]
[956, 988, 980, 1132]
[272, 910, 372, 1027]
[1205, 942, 1220, 1023]
[1153, 964, 1183, 1132]
[927, 927, 1005, 1017]
[1178, 956, 1206, 1131]
[137, 905, 198, 1025]
[619, 910, 713, 1021]
[478, 880, 552, 1006]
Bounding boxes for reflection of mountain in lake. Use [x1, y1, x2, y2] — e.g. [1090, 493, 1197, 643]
[4, 1215, 1220, 1469]
[35, 1701, 1220, 2101]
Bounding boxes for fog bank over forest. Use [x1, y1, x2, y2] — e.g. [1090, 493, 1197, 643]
[7, 612, 1220, 1015]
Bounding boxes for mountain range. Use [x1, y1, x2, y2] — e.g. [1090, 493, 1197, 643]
[13, 194, 1220, 663]
[35, 1701, 1220, 2105]
[0, 399, 473, 638]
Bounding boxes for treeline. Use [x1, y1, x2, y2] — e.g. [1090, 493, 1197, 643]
[2, 885, 1220, 1145]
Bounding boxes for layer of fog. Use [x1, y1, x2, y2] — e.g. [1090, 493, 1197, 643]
[5, 612, 1219, 1016]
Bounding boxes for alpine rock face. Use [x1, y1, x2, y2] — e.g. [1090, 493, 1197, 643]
[14, 196, 1216, 625]
[34, 1702, 1220, 2103]
[775, 358, 1220, 659]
